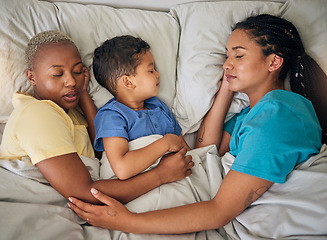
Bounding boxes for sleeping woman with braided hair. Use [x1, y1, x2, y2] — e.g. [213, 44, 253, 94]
[68, 14, 327, 234]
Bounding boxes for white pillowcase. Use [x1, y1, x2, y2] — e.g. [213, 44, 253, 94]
[56, 2, 180, 110]
[0, 0, 59, 123]
[171, 1, 283, 134]
[0, 0, 180, 122]
[280, 0, 327, 75]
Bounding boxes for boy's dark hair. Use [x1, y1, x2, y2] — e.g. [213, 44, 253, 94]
[235, 14, 327, 143]
[93, 35, 150, 97]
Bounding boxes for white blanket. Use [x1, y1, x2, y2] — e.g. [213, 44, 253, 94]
[0, 135, 225, 240]
[100, 134, 225, 239]
[221, 145, 327, 240]
[0, 156, 111, 240]
[2, 135, 326, 239]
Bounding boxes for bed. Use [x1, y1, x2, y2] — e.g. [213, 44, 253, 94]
[0, 0, 327, 239]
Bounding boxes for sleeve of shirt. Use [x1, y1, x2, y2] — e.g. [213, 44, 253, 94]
[93, 109, 128, 151]
[224, 112, 239, 135]
[158, 98, 182, 136]
[230, 101, 313, 183]
[15, 102, 77, 165]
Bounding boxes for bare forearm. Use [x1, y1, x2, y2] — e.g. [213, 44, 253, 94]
[114, 139, 170, 180]
[92, 168, 162, 204]
[79, 92, 97, 143]
[128, 200, 227, 234]
[195, 85, 233, 149]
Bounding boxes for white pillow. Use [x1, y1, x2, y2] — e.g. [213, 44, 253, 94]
[171, 1, 284, 134]
[56, 2, 180, 110]
[280, 0, 327, 75]
[0, 0, 58, 123]
[0, 0, 180, 122]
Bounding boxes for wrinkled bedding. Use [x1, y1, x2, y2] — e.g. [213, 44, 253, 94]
[221, 145, 327, 240]
[1, 136, 327, 239]
[0, 135, 225, 240]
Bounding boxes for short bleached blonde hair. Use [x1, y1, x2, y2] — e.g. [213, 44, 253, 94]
[25, 30, 75, 69]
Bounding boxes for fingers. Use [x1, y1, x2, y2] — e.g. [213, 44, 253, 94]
[68, 197, 92, 221]
[68, 189, 115, 224]
[177, 146, 187, 156]
[90, 188, 118, 206]
[188, 158, 195, 168]
[83, 66, 90, 75]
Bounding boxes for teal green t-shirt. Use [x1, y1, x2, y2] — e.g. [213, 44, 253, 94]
[224, 90, 322, 183]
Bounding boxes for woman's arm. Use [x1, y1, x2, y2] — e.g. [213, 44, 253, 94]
[78, 66, 97, 144]
[104, 134, 184, 180]
[68, 170, 273, 233]
[36, 147, 193, 205]
[195, 77, 233, 155]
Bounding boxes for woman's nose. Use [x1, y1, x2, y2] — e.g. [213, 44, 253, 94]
[223, 57, 232, 71]
[64, 74, 76, 87]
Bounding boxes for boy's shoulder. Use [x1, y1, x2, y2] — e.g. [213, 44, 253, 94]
[146, 97, 168, 109]
[98, 98, 125, 112]
[97, 98, 136, 118]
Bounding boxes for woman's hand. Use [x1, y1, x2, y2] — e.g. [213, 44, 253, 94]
[82, 66, 90, 93]
[79, 66, 91, 102]
[68, 188, 134, 231]
[155, 147, 194, 184]
[78, 66, 98, 144]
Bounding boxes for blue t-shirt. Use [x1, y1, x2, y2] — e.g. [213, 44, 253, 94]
[224, 90, 322, 183]
[94, 97, 182, 151]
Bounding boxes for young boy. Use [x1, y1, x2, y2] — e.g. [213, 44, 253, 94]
[93, 35, 190, 180]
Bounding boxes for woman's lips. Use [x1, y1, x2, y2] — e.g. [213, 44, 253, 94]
[63, 91, 78, 102]
[225, 74, 236, 82]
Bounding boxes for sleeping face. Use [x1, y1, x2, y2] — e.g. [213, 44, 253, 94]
[127, 50, 160, 101]
[26, 42, 85, 111]
[223, 29, 280, 102]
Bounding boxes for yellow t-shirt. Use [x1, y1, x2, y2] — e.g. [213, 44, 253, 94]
[0, 92, 95, 164]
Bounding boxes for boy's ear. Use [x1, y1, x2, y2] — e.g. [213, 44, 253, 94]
[268, 54, 284, 72]
[121, 75, 135, 89]
[26, 69, 36, 85]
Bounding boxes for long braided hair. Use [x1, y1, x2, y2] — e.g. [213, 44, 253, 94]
[234, 14, 327, 144]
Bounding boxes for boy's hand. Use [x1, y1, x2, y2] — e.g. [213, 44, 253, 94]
[155, 147, 194, 184]
[163, 134, 184, 153]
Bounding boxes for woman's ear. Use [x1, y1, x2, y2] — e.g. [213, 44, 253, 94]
[121, 75, 135, 89]
[269, 54, 284, 72]
[26, 69, 36, 85]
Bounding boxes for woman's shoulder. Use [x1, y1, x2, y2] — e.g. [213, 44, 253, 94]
[249, 90, 321, 138]
[259, 90, 315, 116]
[12, 92, 68, 119]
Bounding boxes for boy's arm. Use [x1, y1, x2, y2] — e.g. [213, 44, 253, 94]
[104, 134, 184, 180]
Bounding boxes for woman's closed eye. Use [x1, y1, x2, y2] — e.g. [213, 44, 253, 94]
[52, 73, 63, 77]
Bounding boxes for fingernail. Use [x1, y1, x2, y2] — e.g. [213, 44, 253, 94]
[67, 203, 71, 208]
[91, 188, 98, 195]
[68, 197, 73, 202]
